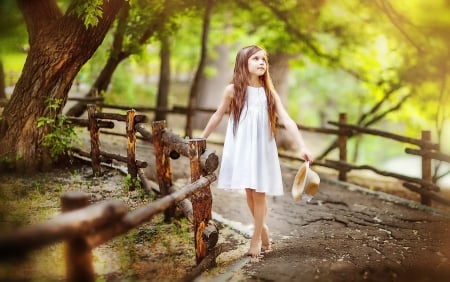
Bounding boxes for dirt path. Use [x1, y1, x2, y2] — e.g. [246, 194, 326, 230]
[196, 162, 450, 282]
[79, 131, 450, 281]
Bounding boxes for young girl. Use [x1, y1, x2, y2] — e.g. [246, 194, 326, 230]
[201, 45, 313, 258]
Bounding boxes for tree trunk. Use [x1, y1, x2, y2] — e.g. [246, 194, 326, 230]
[0, 60, 6, 99]
[65, 4, 131, 117]
[0, 0, 125, 172]
[193, 44, 231, 134]
[155, 35, 171, 122]
[270, 52, 296, 150]
[65, 55, 126, 117]
[185, 0, 214, 138]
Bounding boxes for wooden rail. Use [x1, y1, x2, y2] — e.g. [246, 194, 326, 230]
[325, 115, 449, 206]
[1, 89, 445, 278]
[71, 101, 449, 208]
[1, 105, 220, 281]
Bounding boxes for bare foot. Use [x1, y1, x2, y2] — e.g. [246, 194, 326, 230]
[261, 225, 272, 252]
[247, 238, 263, 258]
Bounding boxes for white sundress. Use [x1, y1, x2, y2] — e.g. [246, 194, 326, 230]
[217, 86, 284, 196]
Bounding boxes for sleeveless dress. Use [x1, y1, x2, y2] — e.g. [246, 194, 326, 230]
[217, 86, 284, 196]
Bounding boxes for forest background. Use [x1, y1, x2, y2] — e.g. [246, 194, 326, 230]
[0, 0, 449, 185]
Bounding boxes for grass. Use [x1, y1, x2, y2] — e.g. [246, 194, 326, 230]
[0, 164, 197, 281]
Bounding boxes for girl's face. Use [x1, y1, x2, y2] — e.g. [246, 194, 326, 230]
[247, 50, 267, 77]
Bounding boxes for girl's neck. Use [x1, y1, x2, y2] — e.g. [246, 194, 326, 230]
[248, 78, 262, 88]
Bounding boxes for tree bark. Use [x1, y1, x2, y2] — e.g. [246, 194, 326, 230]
[0, 60, 6, 99]
[0, 0, 125, 172]
[65, 55, 126, 117]
[270, 52, 295, 149]
[185, 0, 214, 138]
[193, 43, 231, 134]
[65, 4, 131, 117]
[155, 35, 171, 122]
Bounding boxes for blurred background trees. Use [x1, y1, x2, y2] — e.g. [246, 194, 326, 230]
[0, 0, 448, 174]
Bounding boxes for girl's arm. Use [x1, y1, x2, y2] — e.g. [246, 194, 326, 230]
[200, 84, 234, 139]
[273, 91, 313, 162]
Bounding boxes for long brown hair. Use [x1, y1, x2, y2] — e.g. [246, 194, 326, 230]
[230, 45, 277, 136]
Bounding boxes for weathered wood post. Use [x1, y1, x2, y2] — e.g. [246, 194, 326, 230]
[188, 138, 213, 264]
[338, 113, 348, 181]
[61, 191, 94, 282]
[152, 120, 174, 220]
[421, 130, 432, 206]
[87, 104, 101, 175]
[126, 109, 137, 189]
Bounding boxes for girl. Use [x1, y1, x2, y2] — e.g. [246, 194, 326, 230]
[201, 45, 313, 258]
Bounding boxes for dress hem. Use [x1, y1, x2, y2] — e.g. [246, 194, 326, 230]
[216, 186, 284, 196]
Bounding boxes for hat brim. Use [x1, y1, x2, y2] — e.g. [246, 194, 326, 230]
[292, 162, 309, 201]
[292, 162, 320, 202]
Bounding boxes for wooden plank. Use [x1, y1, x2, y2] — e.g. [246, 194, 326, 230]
[338, 113, 348, 181]
[189, 138, 213, 264]
[0, 198, 127, 260]
[152, 120, 174, 221]
[325, 159, 441, 192]
[67, 117, 114, 129]
[61, 192, 95, 282]
[328, 121, 439, 149]
[406, 148, 450, 163]
[85, 174, 216, 249]
[88, 105, 101, 175]
[135, 123, 153, 141]
[403, 183, 450, 207]
[420, 131, 432, 205]
[126, 109, 138, 183]
[94, 111, 147, 123]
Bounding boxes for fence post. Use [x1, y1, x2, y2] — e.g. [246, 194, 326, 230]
[338, 113, 348, 181]
[152, 120, 174, 220]
[87, 104, 101, 175]
[61, 191, 95, 282]
[421, 130, 432, 206]
[188, 138, 212, 264]
[126, 109, 137, 189]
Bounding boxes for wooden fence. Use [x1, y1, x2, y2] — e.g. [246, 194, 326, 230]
[284, 113, 450, 207]
[67, 100, 450, 207]
[0, 104, 220, 281]
[1, 99, 449, 279]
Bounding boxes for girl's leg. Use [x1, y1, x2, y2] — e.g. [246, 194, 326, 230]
[246, 189, 271, 253]
[246, 189, 267, 258]
[245, 189, 260, 257]
[261, 197, 271, 251]
[245, 188, 255, 216]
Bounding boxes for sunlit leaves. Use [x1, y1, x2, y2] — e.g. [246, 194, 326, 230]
[73, 0, 104, 28]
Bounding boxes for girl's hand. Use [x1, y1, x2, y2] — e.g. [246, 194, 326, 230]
[300, 147, 313, 163]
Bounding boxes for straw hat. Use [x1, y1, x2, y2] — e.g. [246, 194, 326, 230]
[292, 161, 320, 202]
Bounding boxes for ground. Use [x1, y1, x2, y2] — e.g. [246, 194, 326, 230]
[1, 134, 450, 282]
[197, 160, 450, 282]
[0, 161, 203, 281]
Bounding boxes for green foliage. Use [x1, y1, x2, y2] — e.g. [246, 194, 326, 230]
[0, 154, 22, 170]
[4, 0, 449, 166]
[37, 98, 80, 161]
[124, 174, 142, 194]
[72, 0, 104, 28]
[0, 1, 27, 54]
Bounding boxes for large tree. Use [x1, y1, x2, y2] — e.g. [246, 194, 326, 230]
[65, 0, 190, 117]
[0, 0, 125, 172]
